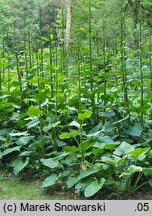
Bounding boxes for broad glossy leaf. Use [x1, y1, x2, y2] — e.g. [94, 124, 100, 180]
[40, 158, 59, 169]
[129, 123, 143, 137]
[141, 2, 152, 6]
[93, 142, 104, 148]
[78, 165, 103, 180]
[63, 146, 80, 154]
[78, 110, 92, 121]
[84, 178, 106, 197]
[80, 140, 96, 151]
[148, 150, 152, 156]
[75, 179, 91, 194]
[59, 131, 79, 139]
[101, 155, 120, 165]
[0, 146, 21, 159]
[94, 142, 120, 150]
[89, 124, 102, 133]
[16, 136, 34, 146]
[127, 148, 150, 161]
[104, 142, 120, 150]
[42, 174, 58, 188]
[66, 176, 79, 189]
[56, 139, 66, 147]
[98, 135, 114, 143]
[99, 110, 115, 118]
[103, 123, 114, 133]
[92, 148, 104, 156]
[114, 142, 134, 156]
[120, 165, 143, 177]
[143, 167, 152, 174]
[13, 158, 29, 176]
[27, 105, 43, 118]
[29, 76, 39, 85]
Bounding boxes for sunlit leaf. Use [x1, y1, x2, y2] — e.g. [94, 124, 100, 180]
[78, 110, 92, 121]
[59, 131, 79, 139]
[27, 105, 43, 118]
[127, 148, 150, 161]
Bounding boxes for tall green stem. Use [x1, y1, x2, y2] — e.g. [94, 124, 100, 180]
[139, 21, 143, 126]
[149, 29, 152, 119]
[89, 0, 96, 125]
[103, 21, 107, 114]
[121, 12, 130, 121]
[48, 3, 54, 98]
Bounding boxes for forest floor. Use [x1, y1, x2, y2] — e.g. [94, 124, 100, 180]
[0, 176, 151, 200]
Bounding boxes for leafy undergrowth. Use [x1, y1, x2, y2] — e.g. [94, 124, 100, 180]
[0, 177, 151, 200]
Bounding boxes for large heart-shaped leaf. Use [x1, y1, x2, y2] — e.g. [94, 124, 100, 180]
[127, 148, 150, 161]
[16, 136, 34, 146]
[66, 176, 79, 189]
[80, 140, 96, 151]
[84, 178, 106, 197]
[101, 155, 120, 165]
[40, 158, 59, 169]
[129, 123, 143, 137]
[27, 105, 43, 118]
[114, 142, 134, 156]
[120, 165, 143, 177]
[78, 110, 92, 121]
[75, 179, 91, 194]
[13, 158, 29, 176]
[78, 165, 103, 180]
[42, 174, 58, 188]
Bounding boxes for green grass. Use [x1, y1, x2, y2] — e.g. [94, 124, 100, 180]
[0, 177, 151, 200]
[0, 178, 54, 200]
[0, 175, 79, 200]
